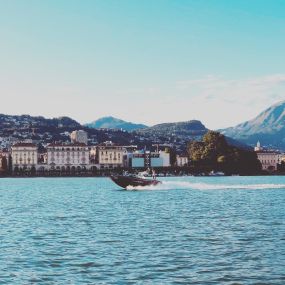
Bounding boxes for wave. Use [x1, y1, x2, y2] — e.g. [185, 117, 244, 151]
[126, 181, 285, 191]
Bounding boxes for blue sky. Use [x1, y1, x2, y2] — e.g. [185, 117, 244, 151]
[0, 0, 285, 129]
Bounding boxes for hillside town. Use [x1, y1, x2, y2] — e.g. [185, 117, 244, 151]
[0, 126, 284, 176]
[0, 114, 194, 157]
[0, 129, 186, 176]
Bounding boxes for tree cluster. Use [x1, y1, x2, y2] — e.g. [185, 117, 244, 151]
[187, 131, 262, 175]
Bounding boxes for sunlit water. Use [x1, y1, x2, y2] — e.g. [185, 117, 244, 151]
[0, 176, 284, 284]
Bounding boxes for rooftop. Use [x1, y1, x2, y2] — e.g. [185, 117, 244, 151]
[47, 142, 87, 147]
[12, 143, 37, 147]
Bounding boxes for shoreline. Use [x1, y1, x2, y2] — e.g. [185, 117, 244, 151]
[0, 174, 283, 178]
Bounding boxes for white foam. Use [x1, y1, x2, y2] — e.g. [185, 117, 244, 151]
[126, 181, 285, 191]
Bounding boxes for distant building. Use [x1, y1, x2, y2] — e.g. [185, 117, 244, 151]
[11, 143, 38, 171]
[176, 154, 189, 167]
[254, 141, 282, 171]
[98, 141, 125, 169]
[131, 150, 145, 168]
[159, 150, 171, 167]
[256, 151, 282, 171]
[0, 153, 4, 172]
[123, 150, 134, 168]
[47, 143, 90, 171]
[70, 130, 88, 145]
[0, 149, 10, 163]
[254, 141, 263, 152]
[131, 150, 170, 168]
[90, 146, 97, 164]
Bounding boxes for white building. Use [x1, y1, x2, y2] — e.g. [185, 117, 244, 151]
[254, 141, 263, 152]
[256, 151, 282, 171]
[70, 130, 88, 145]
[176, 154, 189, 167]
[254, 141, 283, 171]
[47, 143, 90, 171]
[159, 150, 171, 167]
[11, 143, 38, 171]
[98, 142, 125, 169]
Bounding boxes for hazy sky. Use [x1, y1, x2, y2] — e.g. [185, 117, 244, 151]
[1, 0, 285, 129]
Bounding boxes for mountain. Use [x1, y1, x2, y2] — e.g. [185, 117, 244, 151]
[0, 114, 153, 149]
[221, 100, 285, 149]
[138, 120, 208, 138]
[0, 114, 81, 129]
[85, 116, 148, 131]
[137, 119, 249, 150]
[0, 114, 82, 146]
[0, 113, 249, 153]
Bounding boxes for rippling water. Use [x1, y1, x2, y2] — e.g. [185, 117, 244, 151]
[0, 176, 285, 284]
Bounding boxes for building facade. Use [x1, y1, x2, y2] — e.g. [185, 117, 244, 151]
[159, 151, 171, 167]
[176, 155, 189, 167]
[70, 130, 88, 145]
[254, 141, 283, 171]
[98, 142, 125, 169]
[131, 151, 145, 168]
[0, 149, 10, 172]
[47, 143, 90, 171]
[131, 150, 170, 168]
[11, 143, 38, 171]
[256, 151, 282, 171]
[254, 141, 263, 152]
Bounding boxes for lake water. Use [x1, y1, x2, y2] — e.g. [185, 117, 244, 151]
[0, 176, 284, 284]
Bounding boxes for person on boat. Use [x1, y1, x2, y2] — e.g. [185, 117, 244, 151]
[152, 169, 156, 180]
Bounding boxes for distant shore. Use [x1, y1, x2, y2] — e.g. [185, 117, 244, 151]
[0, 173, 281, 178]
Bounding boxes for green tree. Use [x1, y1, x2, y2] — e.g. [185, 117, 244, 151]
[187, 141, 205, 162]
[187, 131, 261, 175]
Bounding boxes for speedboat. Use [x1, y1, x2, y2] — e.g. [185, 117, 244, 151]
[110, 175, 161, 189]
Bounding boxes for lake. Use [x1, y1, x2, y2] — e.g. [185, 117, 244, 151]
[0, 176, 284, 284]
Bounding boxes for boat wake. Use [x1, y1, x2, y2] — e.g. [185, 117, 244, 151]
[126, 181, 285, 191]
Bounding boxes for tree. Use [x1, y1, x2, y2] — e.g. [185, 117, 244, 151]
[187, 131, 262, 175]
[188, 141, 205, 162]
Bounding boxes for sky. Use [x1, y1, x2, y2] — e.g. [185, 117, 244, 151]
[0, 0, 285, 129]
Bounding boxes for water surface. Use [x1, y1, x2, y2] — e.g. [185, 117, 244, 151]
[0, 176, 284, 284]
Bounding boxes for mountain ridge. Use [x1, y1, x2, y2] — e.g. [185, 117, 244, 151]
[0, 113, 250, 152]
[85, 116, 148, 131]
[221, 100, 285, 149]
[137, 120, 208, 136]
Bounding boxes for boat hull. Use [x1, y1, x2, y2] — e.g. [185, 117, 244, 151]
[110, 175, 161, 189]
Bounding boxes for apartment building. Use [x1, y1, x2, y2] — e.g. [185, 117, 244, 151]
[70, 130, 88, 145]
[176, 154, 189, 167]
[97, 142, 125, 169]
[11, 143, 38, 171]
[47, 143, 90, 170]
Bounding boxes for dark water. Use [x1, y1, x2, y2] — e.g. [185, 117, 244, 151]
[0, 177, 284, 284]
